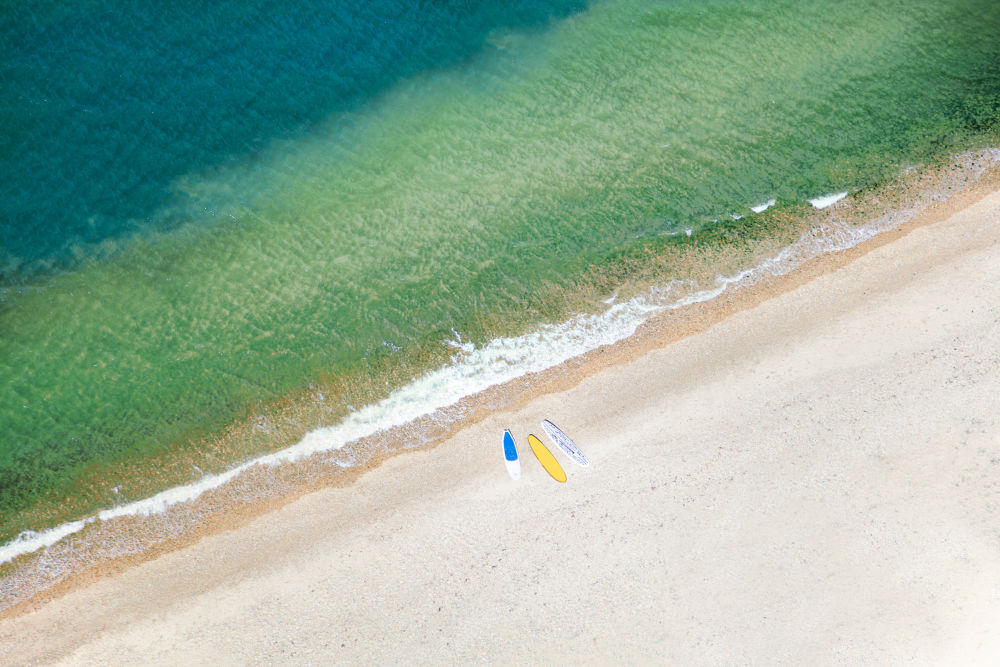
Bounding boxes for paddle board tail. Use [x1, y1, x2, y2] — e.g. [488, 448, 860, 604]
[503, 429, 521, 480]
[541, 419, 590, 467]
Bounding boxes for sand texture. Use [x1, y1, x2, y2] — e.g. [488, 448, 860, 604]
[3, 190, 1000, 664]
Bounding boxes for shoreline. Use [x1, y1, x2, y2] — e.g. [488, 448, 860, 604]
[3, 153, 1000, 662]
[1, 156, 999, 624]
[5, 142, 997, 550]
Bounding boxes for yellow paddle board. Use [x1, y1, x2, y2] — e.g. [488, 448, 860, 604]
[527, 434, 566, 483]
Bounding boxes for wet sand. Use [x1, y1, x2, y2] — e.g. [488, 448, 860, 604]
[3, 188, 1000, 664]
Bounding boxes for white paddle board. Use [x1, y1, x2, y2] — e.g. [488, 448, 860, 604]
[541, 419, 589, 466]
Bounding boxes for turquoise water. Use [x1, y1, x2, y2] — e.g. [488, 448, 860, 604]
[2, 0, 999, 543]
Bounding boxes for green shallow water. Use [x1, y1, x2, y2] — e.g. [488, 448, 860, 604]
[2, 0, 1000, 541]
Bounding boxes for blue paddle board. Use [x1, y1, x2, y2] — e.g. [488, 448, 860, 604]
[503, 429, 521, 480]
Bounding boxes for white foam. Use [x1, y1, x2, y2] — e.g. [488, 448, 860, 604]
[809, 191, 848, 209]
[750, 199, 776, 213]
[0, 521, 88, 565]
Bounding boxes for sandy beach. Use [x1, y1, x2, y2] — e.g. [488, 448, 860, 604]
[3, 186, 1000, 664]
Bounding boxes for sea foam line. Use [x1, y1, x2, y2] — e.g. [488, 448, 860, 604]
[809, 191, 849, 209]
[748, 191, 847, 214]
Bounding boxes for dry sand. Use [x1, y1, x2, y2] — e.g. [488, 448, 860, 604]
[3, 189, 1000, 665]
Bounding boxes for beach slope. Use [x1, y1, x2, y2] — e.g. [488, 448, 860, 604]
[3, 191, 1000, 664]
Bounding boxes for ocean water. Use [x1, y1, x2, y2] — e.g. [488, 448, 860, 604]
[2, 0, 1000, 574]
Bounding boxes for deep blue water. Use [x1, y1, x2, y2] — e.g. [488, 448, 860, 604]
[0, 0, 586, 282]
